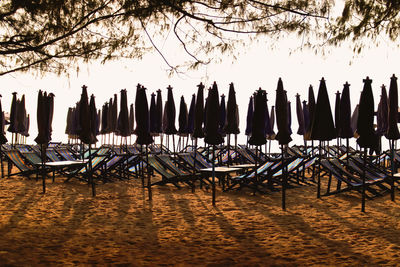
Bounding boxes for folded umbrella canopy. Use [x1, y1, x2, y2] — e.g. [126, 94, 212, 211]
[155, 89, 163, 135]
[249, 88, 267, 146]
[334, 91, 341, 138]
[135, 84, 153, 146]
[0, 95, 7, 144]
[295, 94, 305, 136]
[205, 81, 224, 206]
[357, 77, 378, 212]
[310, 78, 336, 141]
[275, 78, 292, 145]
[192, 83, 205, 139]
[7, 92, 17, 134]
[149, 92, 158, 135]
[178, 95, 188, 136]
[245, 96, 254, 137]
[305, 85, 316, 140]
[219, 94, 226, 136]
[385, 74, 400, 140]
[117, 89, 130, 137]
[339, 82, 354, 139]
[385, 74, 400, 202]
[187, 94, 196, 135]
[164, 85, 177, 135]
[376, 85, 388, 137]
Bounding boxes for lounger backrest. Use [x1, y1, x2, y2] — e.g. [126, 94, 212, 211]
[5, 150, 32, 172]
[156, 155, 189, 175]
[147, 156, 175, 178]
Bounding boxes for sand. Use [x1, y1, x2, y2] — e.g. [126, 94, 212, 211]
[0, 170, 399, 266]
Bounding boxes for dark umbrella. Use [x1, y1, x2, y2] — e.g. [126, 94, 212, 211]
[225, 83, 240, 162]
[117, 89, 130, 137]
[7, 92, 18, 145]
[178, 96, 188, 135]
[135, 84, 154, 200]
[275, 78, 291, 210]
[155, 89, 163, 134]
[310, 78, 336, 199]
[339, 82, 354, 160]
[269, 106, 276, 138]
[310, 78, 336, 141]
[376, 85, 388, 136]
[0, 95, 7, 145]
[129, 103, 134, 143]
[245, 96, 254, 142]
[302, 101, 310, 135]
[296, 94, 305, 136]
[305, 85, 316, 140]
[334, 91, 341, 138]
[187, 94, 196, 135]
[339, 82, 354, 138]
[357, 77, 378, 212]
[34, 91, 54, 193]
[386, 74, 400, 202]
[193, 83, 205, 139]
[249, 88, 267, 195]
[351, 104, 360, 137]
[78, 86, 96, 196]
[0, 95, 7, 178]
[100, 103, 109, 136]
[149, 92, 158, 135]
[205, 82, 223, 205]
[219, 94, 227, 137]
[17, 95, 27, 142]
[164, 85, 177, 153]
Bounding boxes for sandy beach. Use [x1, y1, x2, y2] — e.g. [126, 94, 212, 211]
[0, 170, 399, 266]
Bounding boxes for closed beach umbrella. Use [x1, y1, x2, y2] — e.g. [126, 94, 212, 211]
[376, 85, 388, 136]
[149, 92, 158, 135]
[117, 89, 130, 137]
[0, 95, 7, 144]
[89, 94, 98, 143]
[135, 84, 153, 145]
[164, 85, 177, 135]
[79, 85, 95, 145]
[305, 86, 316, 139]
[178, 96, 188, 135]
[269, 106, 276, 138]
[275, 78, 292, 145]
[302, 101, 310, 136]
[225, 83, 240, 135]
[101, 103, 109, 135]
[245, 96, 254, 136]
[129, 103, 134, 136]
[7, 92, 17, 134]
[219, 94, 226, 136]
[264, 95, 273, 138]
[357, 77, 378, 212]
[187, 94, 195, 135]
[155, 89, 163, 134]
[310, 78, 336, 141]
[385, 74, 400, 140]
[351, 104, 360, 136]
[334, 91, 341, 137]
[205, 81, 223, 206]
[296, 94, 305, 136]
[249, 89, 267, 146]
[357, 77, 378, 151]
[339, 82, 354, 138]
[192, 83, 205, 139]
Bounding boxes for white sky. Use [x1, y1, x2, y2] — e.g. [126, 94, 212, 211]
[1, 35, 400, 152]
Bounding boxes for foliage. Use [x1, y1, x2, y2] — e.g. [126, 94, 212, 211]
[0, 0, 397, 76]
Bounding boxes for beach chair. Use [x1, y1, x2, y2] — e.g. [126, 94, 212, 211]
[2, 149, 38, 178]
[153, 154, 196, 188]
[146, 156, 185, 189]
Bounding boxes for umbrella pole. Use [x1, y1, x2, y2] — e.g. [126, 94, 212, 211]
[147, 144, 152, 201]
[41, 143, 46, 194]
[361, 147, 367, 212]
[391, 139, 396, 202]
[172, 134, 176, 154]
[212, 144, 216, 206]
[317, 141, 322, 199]
[0, 145, 3, 179]
[227, 134, 230, 167]
[281, 144, 286, 210]
[89, 143, 96, 197]
[140, 144, 144, 187]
